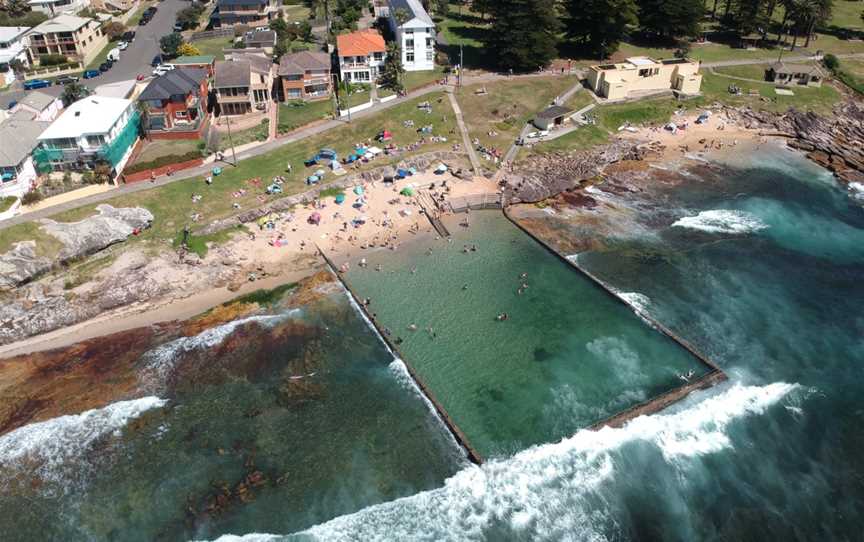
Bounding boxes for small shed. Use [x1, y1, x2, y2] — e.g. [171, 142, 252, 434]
[765, 62, 825, 88]
[533, 105, 574, 130]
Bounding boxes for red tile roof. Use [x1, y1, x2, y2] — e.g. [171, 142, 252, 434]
[336, 29, 385, 57]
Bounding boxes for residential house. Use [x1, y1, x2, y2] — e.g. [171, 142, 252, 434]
[386, 0, 435, 72]
[224, 47, 268, 60]
[26, 15, 107, 67]
[138, 68, 210, 138]
[28, 0, 91, 16]
[244, 29, 277, 52]
[212, 0, 280, 28]
[0, 116, 49, 200]
[11, 90, 63, 121]
[765, 62, 825, 87]
[336, 29, 386, 84]
[172, 55, 217, 76]
[213, 54, 274, 116]
[94, 79, 138, 99]
[587, 57, 702, 100]
[35, 96, 139, 177]
[278, 50, 332, 101]
[90, 0, 136, 12]
[0, 27, 32, 86]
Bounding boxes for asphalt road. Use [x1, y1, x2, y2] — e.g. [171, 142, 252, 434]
[0, 0, 185, 102]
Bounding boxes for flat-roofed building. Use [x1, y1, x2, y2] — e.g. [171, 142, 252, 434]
[587, 56, 702, 100]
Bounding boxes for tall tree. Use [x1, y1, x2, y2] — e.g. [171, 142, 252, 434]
[379, 42, 406, 92]
[61, 81, 88, 106]
[565, 0, 638, 59]
[484, 0, 561, 72]
[638, 0, 704, 40]
[4, 0, 30, 18]
[159, 33, 183, 57]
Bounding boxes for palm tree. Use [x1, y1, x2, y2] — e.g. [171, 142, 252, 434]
[135, 100, 151, 141]
[61, 81, 88, 106]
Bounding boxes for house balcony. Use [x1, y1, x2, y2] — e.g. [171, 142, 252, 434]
[304, 76, 330, 85]
[31, 37, 77, 46]
[220, 7, 265, 15]
[341, 62, 368, 69]
[217, 94, 250, 104]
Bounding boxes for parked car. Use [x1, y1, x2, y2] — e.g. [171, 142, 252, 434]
[152, 65, 175, 77]
[122, 30, 136, 42]
[23, 79, 51, 90]
[117, 41, 129, 51]
[55, 74, 79, 85]
[151, 55, 162, 67]
[173, 23, 184, 32]
[145, 6, 157, 15]
[99, 62, 113, 72]
[83, 69, 100, 79]
[139, 17, 149, 26]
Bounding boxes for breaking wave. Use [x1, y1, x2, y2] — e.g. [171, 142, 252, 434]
[210, 382, 798, 541]
[849, 182, 864, 201]
[0, 397, 167, 494]
[672, 210, 768, 235]
[618, 292, 651, 314]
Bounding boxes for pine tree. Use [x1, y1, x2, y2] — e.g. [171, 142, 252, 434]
[484, 0, 561, 72]
[638, 0, 704, 40]
[565, 0, 638, 59]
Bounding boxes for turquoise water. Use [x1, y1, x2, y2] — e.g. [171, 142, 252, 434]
[344, 211, 710, 458]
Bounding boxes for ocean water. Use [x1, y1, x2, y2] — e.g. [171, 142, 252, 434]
[0, 293, 464, 541]
[343, 211, 710, 458]
[273, 145, 862, 540]
[4, 144, 864, 541]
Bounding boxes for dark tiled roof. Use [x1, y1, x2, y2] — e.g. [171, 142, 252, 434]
[536, 105, 572, 119]
[278, 51, 331, 76]
[245, 30, 277, 45]
[215, 60, 251, 87]
[138, 69, 208, 100]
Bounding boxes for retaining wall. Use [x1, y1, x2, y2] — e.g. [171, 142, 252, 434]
[122, 156, 204, 183]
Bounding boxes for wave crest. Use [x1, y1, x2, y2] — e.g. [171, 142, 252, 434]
[672, 210, 768, 234]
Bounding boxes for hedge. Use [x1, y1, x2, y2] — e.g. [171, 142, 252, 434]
[125, 150, 203, 174]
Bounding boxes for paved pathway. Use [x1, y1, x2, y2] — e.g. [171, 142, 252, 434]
[447, 91, 482, 173]
[702, 52, 864, 68]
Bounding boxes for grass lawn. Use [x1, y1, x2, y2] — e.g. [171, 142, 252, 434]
[828, 1, 864, 30]
[189, 36, 233, 60]
[278, 99, 334, 134]
[0, 93, 459, 262]
[459, 75, 580, 155]
[134, 139, 203, 164]
[842, 59, 864, 78]
[565, 89, 596, 111]
[0, 196, 17, 213]
[526, 125, 610, 156]
[402, 67, 446, 91]
[282, 4, 311, 23]
[700, 70, 843, 115]
[218, 120, 269, 151]
[434, 7, 490, 69]
[341, 88, 371, 109]
[713, 63, 771, 80]
[377, 86, 396, 98]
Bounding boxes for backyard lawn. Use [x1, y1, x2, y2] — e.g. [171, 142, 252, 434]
[0, 94, 458, 259]
[700, 70, 843, 115]
[403, 67, 447, 91]
[459, 75, 580, 157]
[217, 120, 269, 151]
[134, 139, 203, 164]
[278, 99, 334, 134]
[189, 36, 233, 60]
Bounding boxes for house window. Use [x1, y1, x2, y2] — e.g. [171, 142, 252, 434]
[373, 52, 383, 61]
[405, 39, 414, 51]
[426, 50, 433, 62]
[85, 135, 105, 147]
[174, 110, 188, 119]
[287, 88, 301, 98]
[426, 37, 433, 48]
[406, 52, 414, 63]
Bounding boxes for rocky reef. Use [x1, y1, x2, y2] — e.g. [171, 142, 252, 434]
[0, 205, 153, 290]
[734, 101, 864, 185]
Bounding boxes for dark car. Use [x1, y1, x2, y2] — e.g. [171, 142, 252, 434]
[151, 55, 162, 67]
[144, 6, 157, 15]
[99, 62, 113, 72]
[122, 30, 136, 42]
[83, 69, 100, 79]
[138, 16, 150, 25]
[23, 79, 51, 90]
[55, 74, 79, 85]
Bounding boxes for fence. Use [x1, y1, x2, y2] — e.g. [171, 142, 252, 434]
[24, 63, 83, 80]
[338, 99, 374, 118]
[191, 27, 235, 41]
[448, 193, 503, 213]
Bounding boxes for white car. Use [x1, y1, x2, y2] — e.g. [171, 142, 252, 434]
[117, 41, 129, 51]
[152, 64, 175, 76]
[526, 130, 549, 139]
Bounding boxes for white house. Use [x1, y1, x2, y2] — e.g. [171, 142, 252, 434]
[0, 26, 31, 86]
[0, 116, 49, 200]
[336, 29, 386, 84]
[12, 90, 63, 122]
[28, 0, 91, 16]
[36, 96, 139, 178]
[386, 0, 435, 72]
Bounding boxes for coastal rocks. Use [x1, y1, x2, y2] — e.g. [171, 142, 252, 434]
[0, 205, 153, 291]
[506, 139, 647, 203]
[735, 101, 864, 185]
[40, 205, 153, 261]
[0, 242, 53, 290]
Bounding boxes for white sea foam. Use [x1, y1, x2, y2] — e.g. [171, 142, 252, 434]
[0, 397, 167, 492]
[618, 292, 651, 314]
[216, 382, 797, 541]
[139, 313, 291, 390]
[672, 210, 768, 235]
[849, 182, 864, 201]
[566, 253, 581, 263]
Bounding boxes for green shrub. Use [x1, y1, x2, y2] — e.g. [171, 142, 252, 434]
[125, 150, 203, 174]
[21, 190, 43, 206]
[39, 54, 68, 66]
[823, 54, 839, 71]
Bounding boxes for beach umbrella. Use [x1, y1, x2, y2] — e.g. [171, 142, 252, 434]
[353, 186, 364, 195]
[334, 194, 346, 204]
[308, 212, 321, 225]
